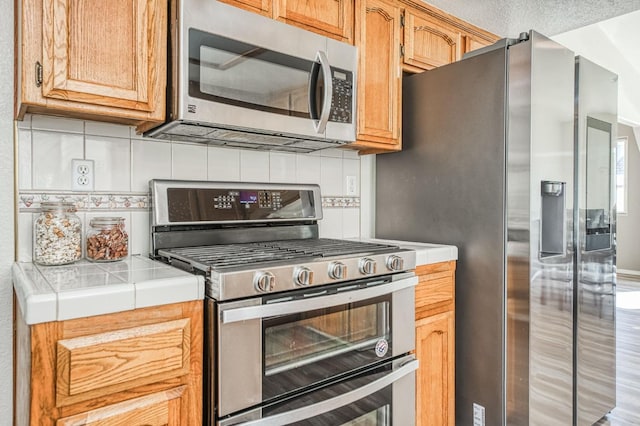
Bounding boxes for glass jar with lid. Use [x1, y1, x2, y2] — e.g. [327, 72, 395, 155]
[86, 217, 129, 262]
[33, 202, 82, 266]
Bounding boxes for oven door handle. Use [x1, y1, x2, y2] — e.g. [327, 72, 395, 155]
[221, 275, 417, 324]
[240, 358, 418, 426]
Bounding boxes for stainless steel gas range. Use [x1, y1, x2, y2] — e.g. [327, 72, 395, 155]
[150, 180, 418, 426]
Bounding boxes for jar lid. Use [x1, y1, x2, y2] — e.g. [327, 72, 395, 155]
[40, 201, 77, 212]
[89, 217, 125, 227]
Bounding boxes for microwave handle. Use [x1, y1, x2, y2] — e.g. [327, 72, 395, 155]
[311, 50, 333, 134]
[240, 358, 418, 426]
[221, 275, 417, 324]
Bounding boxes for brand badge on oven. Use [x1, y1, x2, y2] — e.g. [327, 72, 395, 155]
[375, 338, 389, 358]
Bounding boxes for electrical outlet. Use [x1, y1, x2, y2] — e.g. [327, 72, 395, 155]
[72, 159, 94, 191]
[346, 175, 357, 196]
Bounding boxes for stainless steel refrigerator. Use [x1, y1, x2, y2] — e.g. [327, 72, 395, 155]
[375, 31, 617, 425]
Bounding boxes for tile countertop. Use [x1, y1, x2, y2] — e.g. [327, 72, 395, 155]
[12, 255, 205, 325]
[359, 238, 458, 266]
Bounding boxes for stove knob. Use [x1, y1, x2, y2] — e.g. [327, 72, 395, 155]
[293, 266, 314, 286]
[254, 271, 275, 293]
[328, 261, 347, 280]
[359, 258, 377, 275]
[386, 255, 404, 272]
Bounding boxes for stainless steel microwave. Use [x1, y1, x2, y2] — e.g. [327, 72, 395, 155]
[145, 0, 358, 153]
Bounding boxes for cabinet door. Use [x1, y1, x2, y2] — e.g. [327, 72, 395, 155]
[17, 0, 166, 126]
[415, 311, 455, 426]
[403, 9, 461, 71]
[352, 0, 402, 152]
[276, 0, 353, 42]
[461, 33, 493, 55]
[218, 0, 272, 17]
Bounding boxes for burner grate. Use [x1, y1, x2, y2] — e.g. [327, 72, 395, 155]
[162, 239, 397, 269]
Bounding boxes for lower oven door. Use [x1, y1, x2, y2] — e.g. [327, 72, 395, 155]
[218, 354, 417, 426]
[213, 272, 417, 418]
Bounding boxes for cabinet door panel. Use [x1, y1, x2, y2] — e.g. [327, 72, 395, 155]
[56, 319, 191, 407]
[354, 0, 401, 150]
[276, 0, 353, 42]
[416, 311, 455, 426]
[404, 10, 460, 70]
[218, 0, 272, 16]
[56, 386, 185, 426]
[42, 0, 159, 111]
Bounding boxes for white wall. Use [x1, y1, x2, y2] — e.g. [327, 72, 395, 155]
[0, 0, 14, 422]
[617, 124, 640, 272]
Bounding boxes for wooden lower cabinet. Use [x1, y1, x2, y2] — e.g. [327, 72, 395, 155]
[15, 301, 203, 426]
[416, 311, 455, 426]
[414, 261, 456, 426]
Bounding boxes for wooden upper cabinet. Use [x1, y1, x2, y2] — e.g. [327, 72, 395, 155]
[461, 33, 494, 55]
[16, 0, 167, 128]
[402, 9, 461, 72]
[275, 0, 354, 42]
[218, 0, 272, 17]
[351, 0, 402, 153]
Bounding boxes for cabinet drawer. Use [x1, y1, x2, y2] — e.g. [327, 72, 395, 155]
[56, 319, 191, 407]
[57, 386, 185, 426]
[415, 261, 455, 318]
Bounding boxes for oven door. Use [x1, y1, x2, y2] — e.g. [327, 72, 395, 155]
[214, 272, 417, 418]
[218, 355, 417, 426]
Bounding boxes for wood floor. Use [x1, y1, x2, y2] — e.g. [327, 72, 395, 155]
[594, 275, 640, 426]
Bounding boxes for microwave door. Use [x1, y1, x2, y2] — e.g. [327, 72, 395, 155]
[309, 51, 333, 135]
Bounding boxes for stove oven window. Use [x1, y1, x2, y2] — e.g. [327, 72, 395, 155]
[262, 295, 391, 401]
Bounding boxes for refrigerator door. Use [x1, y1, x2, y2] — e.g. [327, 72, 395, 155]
[375, 30, 576, 426]
[508, 31, 576, 426]
[574, 56, 617, 426]
[376, 43, 509, 426]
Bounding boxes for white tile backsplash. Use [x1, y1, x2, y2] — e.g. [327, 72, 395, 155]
[296, 154, 321, 184]
[16, 115, 369, 261]
[17, 128, 31, 190]
[270, 152, 297, 183]
[32, 131, 84, 190]
[318, 209, 343, 239]
[32, 115, 84, 133]
[131, 139, 172, 191]
[208, 146, 241, 181]
[130, 210, 150, 256]
[172, 142, 208, 181]
[240, 150, 270, 182]
[85, 121, 130, 138]
[321, 156, 343, 196]
[342, 208, 361, 239]
[86, 135, 131, 191]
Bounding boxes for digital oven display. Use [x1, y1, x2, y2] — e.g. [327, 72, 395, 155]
[239, 191, 258, 204]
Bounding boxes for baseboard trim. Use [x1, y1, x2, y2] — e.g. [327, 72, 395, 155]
[617, 269, 640, 279]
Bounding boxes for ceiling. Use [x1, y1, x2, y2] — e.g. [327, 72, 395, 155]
[422, 0, 640, 128]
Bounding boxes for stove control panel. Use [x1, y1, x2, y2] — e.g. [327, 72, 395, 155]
[163, 185, 319, 223]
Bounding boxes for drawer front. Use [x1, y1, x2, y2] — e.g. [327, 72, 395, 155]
[415, 261, 455, 318]
[56, 319, 190, 407]
[56, 386, 185, 426]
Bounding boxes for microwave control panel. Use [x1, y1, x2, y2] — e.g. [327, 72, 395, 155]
[329, 68, 353, 124]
